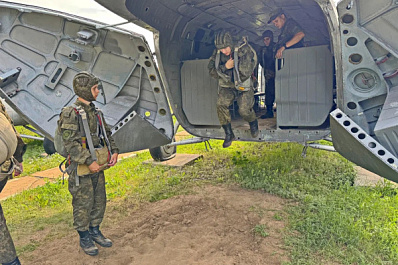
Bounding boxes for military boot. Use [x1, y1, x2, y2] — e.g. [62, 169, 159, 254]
[221, 123, 235, 148]
[2, 257, 21, 265]
[78, 230, 98, 256]
[249, 119, 259, 138]
[260, 105, 274, 119]
[89, 226, 113, 247]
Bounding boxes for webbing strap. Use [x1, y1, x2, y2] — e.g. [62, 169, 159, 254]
[215, 50, 221, 69]
[233, 46, 241, 85]
[97, 110, 112, 155]
[79, 109, 97, 161]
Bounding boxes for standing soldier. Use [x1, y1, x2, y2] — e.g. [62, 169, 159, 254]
[268, 8, 305, 59]
[208, 31, 259, 148]
[57, 72, 119, 256]
[0, 100, 26, 265]
[258, 30, 276, 119]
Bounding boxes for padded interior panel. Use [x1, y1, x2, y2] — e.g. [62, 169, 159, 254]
[276, 45, 333, 127]
[181, 59, 219, 126]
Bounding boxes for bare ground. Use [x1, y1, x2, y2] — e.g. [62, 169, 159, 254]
[21, 185, 290, 265]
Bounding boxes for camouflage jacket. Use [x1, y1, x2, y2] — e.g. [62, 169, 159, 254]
[275, 18, 304, 51]
[208, 43, 257, 88]
[0, 100, 25, 173]
[58, 100, 119, 166]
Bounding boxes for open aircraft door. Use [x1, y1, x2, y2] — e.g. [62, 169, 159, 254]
[331, 0, 398, 182]
[0, 2, 174, 154]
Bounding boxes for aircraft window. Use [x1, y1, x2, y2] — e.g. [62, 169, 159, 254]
[378, 150, 385, 156]
[351, 127, 359, 133]
[145, 61, 152, 67]
[343, 120, 351, 126]
[336, 113, 343, 119]
[342, 14, 354, 24]
[149, 75, 156, 81]
[343, 30, 349, 35]
[159, 109, 166, 116]
[388, 158, 394, 164]
[138, 46, 146, 52]
[347, 37, 358, 46]
[347, 102, 357, 110]
[154, 87, 160, 93]
[349, 54, 362, 64]
[358, 133, 366, 140]
[368, 142, 376, 148]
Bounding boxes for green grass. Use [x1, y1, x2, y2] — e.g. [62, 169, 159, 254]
[3, 137, 398, 265]
[253, 224, 269, 238]
[15, 126, 63, 176]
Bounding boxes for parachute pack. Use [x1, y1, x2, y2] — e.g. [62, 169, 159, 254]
[215, 36, 258, 91]
[0, 111, 18, 181]
[55, 104, 112, 184]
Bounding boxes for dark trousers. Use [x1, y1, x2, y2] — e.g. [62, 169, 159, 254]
[265, 78, 275, 108]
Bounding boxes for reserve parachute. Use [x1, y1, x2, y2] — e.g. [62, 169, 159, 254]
[0, 112, 17, 165]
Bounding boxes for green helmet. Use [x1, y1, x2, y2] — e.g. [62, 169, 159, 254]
[214, 31, 234, 50]
[73, 71, 99, 102]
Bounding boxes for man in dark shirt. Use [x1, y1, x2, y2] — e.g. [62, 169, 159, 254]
[268, 8, 305, 59]
[258, 30, 276, 119]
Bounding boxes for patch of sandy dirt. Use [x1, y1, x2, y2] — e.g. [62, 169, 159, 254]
[22, 185, 289, 265]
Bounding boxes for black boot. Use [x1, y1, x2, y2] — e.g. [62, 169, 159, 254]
[249, 119, 259, 138]
[78, 230, 98, 256]
[221, 123, 235, 148]
[89, 226, 113, 248]
[3, 257, 21, 265]
[261, 105, 274, 119]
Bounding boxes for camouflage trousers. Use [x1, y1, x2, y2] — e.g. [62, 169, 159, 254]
[68, 170, 107, 232]
[217, 87, 256, 125]
[0, 178, 17, 264]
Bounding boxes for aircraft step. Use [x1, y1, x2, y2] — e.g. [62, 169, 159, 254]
[330, 108, 398, 183]
[374, 86, 398, 157]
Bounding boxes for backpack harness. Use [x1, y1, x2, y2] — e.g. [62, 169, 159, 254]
[57, 104, 112, 186]
[215, 36, 258, 91]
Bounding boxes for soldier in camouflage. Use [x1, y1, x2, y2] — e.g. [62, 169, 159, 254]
[208, 31, 259, 148]
[268, 8, 305, 59]
[57, 72, 119, 256]
[0, 100, 26, 265]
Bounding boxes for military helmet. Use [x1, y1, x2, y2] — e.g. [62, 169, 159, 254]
[0, 112, 17, 165]
[214, 31, 234, 50]
[73, 71, 99, 102]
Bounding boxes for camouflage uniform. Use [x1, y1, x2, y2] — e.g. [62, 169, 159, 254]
[275, 18, 304, 52]
[208, 43, 257, 125]
[58, 100, 119, 232]
[0, 101, 25, 264]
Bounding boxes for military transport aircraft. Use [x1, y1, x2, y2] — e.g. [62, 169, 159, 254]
[1, 0, 398, 182]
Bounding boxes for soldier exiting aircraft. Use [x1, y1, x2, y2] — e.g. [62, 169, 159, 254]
[208, 31, 259, 148]
[268, 8, 305, 59]
[0, 100, 26, 265]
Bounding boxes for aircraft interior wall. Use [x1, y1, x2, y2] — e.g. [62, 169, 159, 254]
[175, 0, 335, 132]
